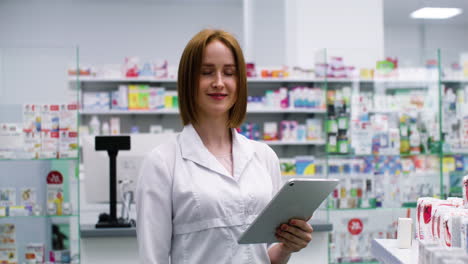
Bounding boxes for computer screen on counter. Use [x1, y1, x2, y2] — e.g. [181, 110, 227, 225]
[82, 133, 176, 204]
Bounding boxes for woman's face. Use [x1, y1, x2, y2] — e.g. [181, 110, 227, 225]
[197, 40, 238, 121]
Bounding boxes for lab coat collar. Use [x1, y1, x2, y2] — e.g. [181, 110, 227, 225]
[179, 124, 255, 180]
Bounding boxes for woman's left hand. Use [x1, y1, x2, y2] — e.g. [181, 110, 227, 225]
[275, 219, 313, 253]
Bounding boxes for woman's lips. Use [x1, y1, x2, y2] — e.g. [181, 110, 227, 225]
[208, 93, 227, 100]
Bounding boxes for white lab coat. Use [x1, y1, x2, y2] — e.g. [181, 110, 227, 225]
[136, 124, 282, 264]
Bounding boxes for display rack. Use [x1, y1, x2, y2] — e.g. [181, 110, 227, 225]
[72, 48, 468, 264]
[0, 47, 81, 263]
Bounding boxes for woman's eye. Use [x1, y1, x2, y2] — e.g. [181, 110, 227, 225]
[201, 71, 213, 75]
[224, 71, 235, 76]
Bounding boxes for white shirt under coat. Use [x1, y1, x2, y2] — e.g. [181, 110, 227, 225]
[136, 124, 282, 264]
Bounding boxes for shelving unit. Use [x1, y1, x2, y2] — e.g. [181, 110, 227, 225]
[72, 49, 468, 264]
[0, 47, 81, 263]
[80, 108, 327, 115]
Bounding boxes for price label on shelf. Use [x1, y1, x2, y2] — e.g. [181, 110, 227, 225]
[46, 171, 63, 185]
[348, 218, 364, 236]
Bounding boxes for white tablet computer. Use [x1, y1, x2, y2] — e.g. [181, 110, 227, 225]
[238, 178, 338, 244]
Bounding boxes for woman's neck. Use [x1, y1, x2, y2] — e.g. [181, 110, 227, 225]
[193, 118, 232, 156]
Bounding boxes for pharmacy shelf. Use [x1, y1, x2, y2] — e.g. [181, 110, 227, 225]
[248, 108, 326, 114]
[367, 109, 425, 114]
[0, 157, 79, 162]
[331, 261, 380, 264]
[261, 140, 326, 146]
[80, 109, 179, 115]
[79, 108, 327, 115]
[72, 76, 323, 83]
[247, 77, 323, 83]
[324, 206, 415, 212]
[444, 149, 468, 155]
[0, 214, 79, 219]
[281, 174, 326, 178]
[72, 76, 440, 84]
[71, 76, 177, 83]
[329, 78, 437, 84]
[442, 78, 468, 83]
[371, 239, 418, 264]
[327, 153, 439, 158]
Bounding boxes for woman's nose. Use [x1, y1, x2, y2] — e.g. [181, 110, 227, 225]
[212, 72, 224, 88]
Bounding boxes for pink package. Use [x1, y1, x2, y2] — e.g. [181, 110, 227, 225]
[279, 121, 290, 141]
[420, 199, 456, 241]
[441, 209, 468, 248]
[433, 206, 454, 243]
[447, 197, 464, 208]
[423, 199, 456, 241]
[417, 197, 437, 240]
[464, 176, 468, 207]
[431, 199, 465, 244]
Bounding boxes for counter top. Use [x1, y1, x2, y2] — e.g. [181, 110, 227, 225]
[371, 239, 418, 264]
[81, 220, 333, 238]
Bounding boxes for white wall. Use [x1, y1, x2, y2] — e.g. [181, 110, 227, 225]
[243, 0, 286, 66]
[385, 24, 468, 67]
[0, 0, 243, 105]
[285, 0, 384, 68]
[0, 0, 243, 65]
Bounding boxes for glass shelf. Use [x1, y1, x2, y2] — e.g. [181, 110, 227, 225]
[327, 153, 439, 158]
[80, 108, 327, 115]
[323, 206, 416, 212]
[0, 157, 78, 162]
[262, 140, 326, 146]
[443, 150, 468, 155]
[332, 261, 379, 264]
[0, 214, 79, 219]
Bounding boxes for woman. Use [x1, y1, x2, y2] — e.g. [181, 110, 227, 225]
[136, 29, 313, 264]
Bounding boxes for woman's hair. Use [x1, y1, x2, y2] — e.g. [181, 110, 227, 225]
[177, 29, 247, 128]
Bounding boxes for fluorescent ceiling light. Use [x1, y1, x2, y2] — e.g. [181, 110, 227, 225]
[410, 7, 462, 19]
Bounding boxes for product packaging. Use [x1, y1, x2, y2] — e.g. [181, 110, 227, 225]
[137, 85, 150, 109]
[49, 250, 71, 263]
[110, 117, 120, 135]
[295, 156, 315, 176]
[25, 243, 45, 263]
[154, 59, 168, 79]
[46, 171, 64, 216]
[164, 91, 177, 109]
[22, 104, 41, 133]
[23, 131, 41, 159]
[58, 130, 78, 158]
[463, 175, 468, 207]
[59, 103, 78, 132]
[0, 123, 23, 159]
[20, 188, 36, 208]
[128, 85, 139, 110]
[280, 159, 296, 176]
[40, 130, 59, 159]
[306, 118, 322, 141]
[263, 122, 278, 141]
[461, 218, 468, 254]
[0, 188, 16, 208]
[123, 56, 139, 78]
[417, 197, 436, 240]
[0, 224, 17, 264]
[82, 92, 110, 111]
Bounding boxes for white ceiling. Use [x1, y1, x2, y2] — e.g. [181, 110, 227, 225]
[384, 0, 468, 25]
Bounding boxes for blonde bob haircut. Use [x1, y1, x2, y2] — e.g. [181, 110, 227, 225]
[177, 29, 247, 128]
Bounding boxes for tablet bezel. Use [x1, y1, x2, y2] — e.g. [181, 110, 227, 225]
[237, 178, 339, 244]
